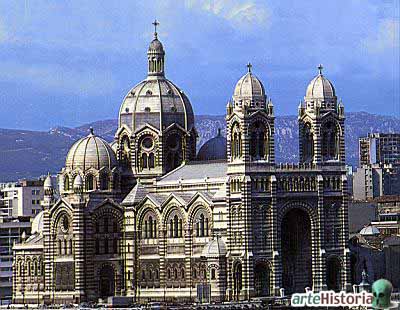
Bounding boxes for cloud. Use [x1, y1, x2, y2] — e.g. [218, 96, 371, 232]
[364, 18, 399, 53]
[184, 0, 269, 27]
[0, 61, 116, 96]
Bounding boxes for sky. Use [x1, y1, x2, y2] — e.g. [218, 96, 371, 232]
[0, 0, 399, 131]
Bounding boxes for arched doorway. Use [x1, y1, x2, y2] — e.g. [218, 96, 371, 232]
[233, 262, 242, 300]
[327, 257, 342, 291]
[281, 208, 312, 294]
[254, 262, 270, 296]
[99, 265, 115, 298]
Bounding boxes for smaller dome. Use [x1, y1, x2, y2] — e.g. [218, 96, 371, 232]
[73, 174, 83, 188]
[306, 65, 335, 98]
[233, 64, 266, 102]
[202, 236, 227, 257]
[31, 211, 44, 235]
[44, 174, 53, 189]
[360, 225, 380, 236]
[65, 128, 117, 171]
[148, 38, 164, 53]
[110, 141, 118, 154]
[197, 129, 227, 161]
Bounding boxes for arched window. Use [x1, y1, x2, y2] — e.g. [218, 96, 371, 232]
[142, 153, 148, 169]
[166, 133, 182, 172]
[174, 268, 178, 279]
[200, 214, 205, 237]
[139, 135, 155, 171]
[121, 136, 131, 167]
[181, 268, 185, 279]
[174, 215, 179, 238]
[195, 210, 210, 237]
[64, 175, 70, 191]
[303, 123, 314, 162]
[85, 175, 94, 191]
[148, 216, 153, 238]
[99, 173, 108, 190]
[149, 153, 155, 168]
[211, 268, 216, 280]
[231, 123, 242, 159]
[250, 122, 268, 160]
[322, 121, 339, 161]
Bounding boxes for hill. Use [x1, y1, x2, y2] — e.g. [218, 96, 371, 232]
[0, 112, 399, 181]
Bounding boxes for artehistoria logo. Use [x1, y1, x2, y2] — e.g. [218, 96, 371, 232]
[291, 279, 399, 308]
[291, 291, 373, 307]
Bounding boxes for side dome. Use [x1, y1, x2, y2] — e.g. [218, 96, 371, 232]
[306, 65, 336, 98]
[360, 225, 380, 236]
[65, 128, 117, 171]
[201, 236, 227, 257]
[232, 63, 266, 108]
[31, 211, 44, 235]
[197, 129, 227, 161]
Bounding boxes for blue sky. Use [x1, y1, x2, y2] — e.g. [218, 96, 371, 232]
[0, 0, 399, 130]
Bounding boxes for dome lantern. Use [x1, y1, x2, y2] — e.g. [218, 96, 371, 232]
[147, 19, 165, 77]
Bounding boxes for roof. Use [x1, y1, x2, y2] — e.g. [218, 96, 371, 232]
[197, 130, 227, 161]
[65, 129, 117, 171]
[122, 188, 215, 207]
[360, 225, 380, 236]
[201, 236, 227, 257]
[31, 211, 44, 235]
[305, 72, 335, 98]
[233, 66, 266, 107]
[118, 77, 194, 132]
[160, 160, 227, 182]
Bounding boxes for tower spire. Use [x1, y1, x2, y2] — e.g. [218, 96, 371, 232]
[152, 19, 159, 39]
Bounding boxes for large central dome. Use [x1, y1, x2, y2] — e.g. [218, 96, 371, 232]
[118, 31, 194, 133]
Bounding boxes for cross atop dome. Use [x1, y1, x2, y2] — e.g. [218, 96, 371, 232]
[247, 62, 252, 73]
[152, 19, 159, 39]
[318, 64, 323, 75]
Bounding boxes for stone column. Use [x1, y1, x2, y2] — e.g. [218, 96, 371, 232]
[73, 200, 86, 302]
[269, 175, 281, 295]
[314, 175, 327, 291]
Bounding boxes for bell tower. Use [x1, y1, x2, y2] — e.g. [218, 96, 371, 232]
[298, 65, 345, 165]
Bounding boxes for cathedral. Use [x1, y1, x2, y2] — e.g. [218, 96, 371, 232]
[13, 23, 350, 304]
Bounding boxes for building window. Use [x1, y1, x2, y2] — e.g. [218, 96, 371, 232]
[211, 268, 216, 280]
[86, 175, 94, 191]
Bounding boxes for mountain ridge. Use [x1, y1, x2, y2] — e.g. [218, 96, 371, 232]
[0, 112, 399, 182]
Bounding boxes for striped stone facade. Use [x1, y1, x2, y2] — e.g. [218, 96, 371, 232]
[12, 30, 350, 305]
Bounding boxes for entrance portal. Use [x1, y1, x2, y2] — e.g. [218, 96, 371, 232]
[99, 265, 115, 298]
[254, 262, 270, 296]
[281, 208, 312, 294]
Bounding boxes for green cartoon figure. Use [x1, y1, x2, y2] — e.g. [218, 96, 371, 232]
[372, 279, 398, 309]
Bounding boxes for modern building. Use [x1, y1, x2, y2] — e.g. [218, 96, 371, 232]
[0, 218, 31, 304]
[13, 25, 350, 305]
[0, 180, 44, 304]
[1, 180, 44, 218]
[359, 133, 400, 166]
[353, 164, 400, 201]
